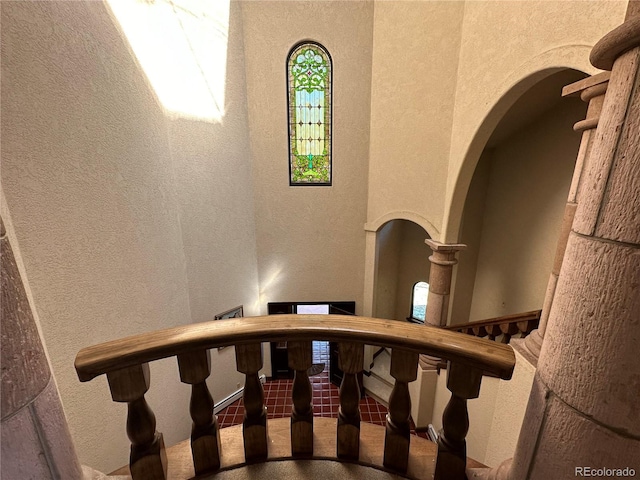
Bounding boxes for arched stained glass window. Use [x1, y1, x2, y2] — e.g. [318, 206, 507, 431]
[287, 41, 332, 185]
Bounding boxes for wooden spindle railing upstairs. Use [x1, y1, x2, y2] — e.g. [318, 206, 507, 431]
[445, 309, 541, 344]
[75, 315, 515, 480]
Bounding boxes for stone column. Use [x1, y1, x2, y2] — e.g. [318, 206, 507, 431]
[520, 73, 610, 364]
[1, 214, 83, 479]
[424, 240, 466, 327]
[505, 7, 640, 479]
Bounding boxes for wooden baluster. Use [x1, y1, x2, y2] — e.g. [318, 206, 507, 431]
[517, 318, 538, 336]
[500, 322, 519, 344]
[288, 341, 313, 456]
[337, 342, 364, 460]
[383, 349, 418, 472]
[177, 349, 221, 474]
[107, 364, 167, 480]
[472, 326, 487, 338]
[235, 343, 267, 461]
[434, 361, 482, 480]
[488, 324, 502, 341]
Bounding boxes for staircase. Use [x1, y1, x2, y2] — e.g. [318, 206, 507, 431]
[363, 347, 395, 404]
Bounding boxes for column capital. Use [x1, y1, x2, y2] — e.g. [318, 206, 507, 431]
[425, 240, 466, 252]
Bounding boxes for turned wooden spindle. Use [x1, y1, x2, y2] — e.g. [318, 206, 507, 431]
[235, 343, 268, 461]
[499, 322, 519, 344]
[177, 349, 221, 474]
[383, 349, 419, 473]
[106, 363, 167, 480]
[434, 361, 482, 480]
[337, 342, 364, 460]
[288, 340, 314, 456]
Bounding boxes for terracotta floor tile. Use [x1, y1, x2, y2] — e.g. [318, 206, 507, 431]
[217, 342, 427, 437]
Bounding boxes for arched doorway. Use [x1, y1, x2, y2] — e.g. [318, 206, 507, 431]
[450, 68, 588, 325]
[373, 219, 432, 321]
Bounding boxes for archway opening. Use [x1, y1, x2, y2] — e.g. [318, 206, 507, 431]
[450, 69, 588, 325]
[373, 219, 431, 321]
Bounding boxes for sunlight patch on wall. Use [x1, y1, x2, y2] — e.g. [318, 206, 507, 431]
[107, 0, 229, 122]
[257, 265, 284, 309]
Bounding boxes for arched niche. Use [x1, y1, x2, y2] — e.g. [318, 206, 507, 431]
[372, 218, 432, 321]
[448, 68, 589, 325]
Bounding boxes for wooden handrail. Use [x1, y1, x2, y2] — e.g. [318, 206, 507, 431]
[75, 315, 515, 480]
[75, 315, 515, 382]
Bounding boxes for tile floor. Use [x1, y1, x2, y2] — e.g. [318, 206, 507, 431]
[217, 341, 428, 439]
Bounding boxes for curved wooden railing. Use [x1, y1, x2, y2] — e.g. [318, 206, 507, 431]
[444, 310, 541, 344]
[75, 314, 515, 480]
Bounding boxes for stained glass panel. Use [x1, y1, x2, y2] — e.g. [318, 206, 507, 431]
[287, 42, 332, 185]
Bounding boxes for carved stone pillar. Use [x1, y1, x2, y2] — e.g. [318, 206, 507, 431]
[424, 240, 466, 328]
[1, 214, 83, 480]
[519, 72, 610, 364]
[475, 7, 640, 479]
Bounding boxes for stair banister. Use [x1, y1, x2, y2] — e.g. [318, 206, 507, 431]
[75, 314, 515, 480]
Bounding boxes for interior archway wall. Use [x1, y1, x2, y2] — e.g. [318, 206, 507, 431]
[370, 218, 431, 321]
[449, 68, 589, 325]
[443, 45, 608, 243]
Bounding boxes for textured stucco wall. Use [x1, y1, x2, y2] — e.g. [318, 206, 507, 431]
[367, 1, 464, 237]
[166, 0, 259, 401]
[443, 0, 627, 242]
[374, 220, 402, 319]
[467, 99, 584, 321]
[1, 0, 259, 472]
[241, 1, 373, 311]
[449, 151, 491, 325]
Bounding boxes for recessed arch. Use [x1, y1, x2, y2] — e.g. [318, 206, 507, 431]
[446, 61, 590, 324]
[442, 45, 595, 242]
[365, 210, 439, 240]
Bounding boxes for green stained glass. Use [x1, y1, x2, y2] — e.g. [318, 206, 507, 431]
[287, 42, 331, 185]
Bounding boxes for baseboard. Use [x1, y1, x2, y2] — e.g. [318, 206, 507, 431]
[214, 374, 266, 414]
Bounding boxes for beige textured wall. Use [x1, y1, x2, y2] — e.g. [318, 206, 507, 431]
[166, 0, 259, 399]
[374, 221, 402, 319]
[367, 1, 464, 236]
[1, 0, 629, 473]
[241, 1, 373, 311]
[467, 99, 584, 321]
[443, 0, 627, 241]
[449, 152, 491, 325]
[1, 0, 259, 473]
